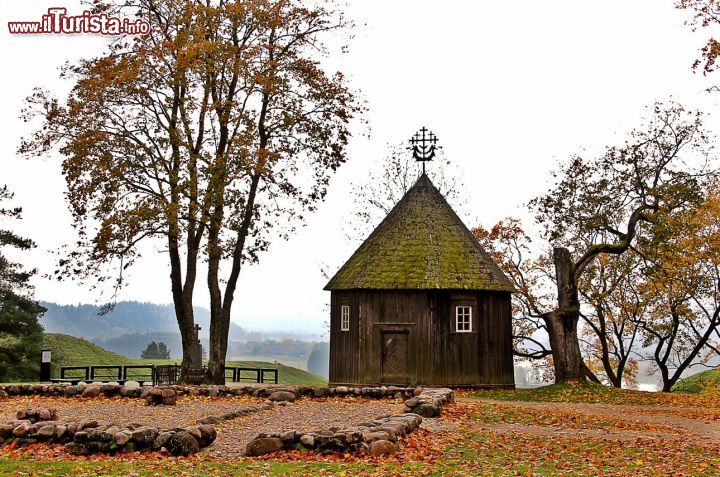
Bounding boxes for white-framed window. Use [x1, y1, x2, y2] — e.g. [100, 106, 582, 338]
[455, 306, 472, 332]
[340, 305, 350, 331]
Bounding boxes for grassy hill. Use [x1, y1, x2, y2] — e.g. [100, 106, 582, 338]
[671, 369, 720, 393]
[43, 333, 130, 378]
[41, 333, 326, 385]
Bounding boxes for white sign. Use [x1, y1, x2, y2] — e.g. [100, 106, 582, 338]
[41, 350, 51, 363]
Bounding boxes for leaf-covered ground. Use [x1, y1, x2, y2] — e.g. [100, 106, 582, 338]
[1, 383, 719, 476]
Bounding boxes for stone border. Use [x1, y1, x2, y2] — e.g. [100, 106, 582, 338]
[0, 388, 454, 458]
[1, 408, 217, 456]
[244, 388, 454, 457]
[403, 387, 454, 417]
[0, 383, 422, 403]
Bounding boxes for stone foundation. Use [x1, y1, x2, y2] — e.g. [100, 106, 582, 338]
[0, 408, 217, 456]
[244, 387, 455, 457]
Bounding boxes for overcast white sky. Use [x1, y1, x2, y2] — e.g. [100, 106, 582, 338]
[0, 1, 718, 334]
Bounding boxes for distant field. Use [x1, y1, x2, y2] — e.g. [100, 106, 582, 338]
[228, 355, 309, 371]
[42, 333, 326, 385]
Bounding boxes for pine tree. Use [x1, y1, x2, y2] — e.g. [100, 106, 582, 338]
[157, 342, 170, 360]
[141, 341, 170, 360]
[141, 341, 159, 359]
[0, 186, 45, 381]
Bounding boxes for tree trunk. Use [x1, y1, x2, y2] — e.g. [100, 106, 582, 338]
[546, 247, 585, 383]
[168, 234, 195, 373]
[207, 308, 231, 384]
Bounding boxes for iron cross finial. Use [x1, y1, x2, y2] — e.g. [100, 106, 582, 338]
[408, 127, 441, 174]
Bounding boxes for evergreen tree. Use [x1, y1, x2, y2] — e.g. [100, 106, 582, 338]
[157, 342, 170, 360]
[141, 341, 170, 359]
[0, 186, 45, 381]
[141, 341, 159, 359]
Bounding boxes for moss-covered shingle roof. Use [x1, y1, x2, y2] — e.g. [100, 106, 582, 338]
[324, 174, 514, 291]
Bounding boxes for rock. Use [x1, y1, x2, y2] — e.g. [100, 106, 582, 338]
[130, 426, 158, 447]
[85, 441, 112, 453]
[163, 395, 177, 406]
[73, 431, 89, 442]
[185, 426, 202, 442]
[12, 422, 31, 437]
[404, 398, 420, 408]
[0, 390, 7, 398]
[55, 425, 67, 439]
[120, 387, 139, 398]
[101, 384, 121, 396]
[245, 437, 284, 456]
[15, 438, 38, 448]
[268, 391, 296, 403]
[334, 386, 349, 394]
[362, 431, 391, 443]
[0, 424, 14, 439]
[88, 428, 114, 443]
[279, 430, 296, 442]
[369, 439, 397, 456]
[299, 434, 315, 448]
[65, 442, 90, 455]
[165, 431, 200, 456]
[414, 403, 440, 418]
[36, 424, 56, 439]
[65, 386, 81, 397]
[312, 387, 330, 398]
[81, 386, 102, 398]
[197, 416, 222, 425]
[38, 408, 56, 421]
[152, 431, 173, 450]
[81, 420, 99, 430]
[197, 425, 217, 447]
[114, 431, 132, 446]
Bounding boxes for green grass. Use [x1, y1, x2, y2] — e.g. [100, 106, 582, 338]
[471, 382, 629, 403]
[229, 354, 309, 371]
[42, 333, 131, 378]
[41, 333, 326, 385]
[672, 369, 720, 393]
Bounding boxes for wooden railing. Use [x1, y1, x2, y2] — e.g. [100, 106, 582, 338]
[51, 364, 279, 385]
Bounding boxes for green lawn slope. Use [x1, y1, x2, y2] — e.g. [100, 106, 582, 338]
[671, 369, 720, 393]
[41, 333, 326, 385]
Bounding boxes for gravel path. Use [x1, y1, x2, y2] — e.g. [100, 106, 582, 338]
[206, 398, 406, 458]
[0, 395, 265, 429]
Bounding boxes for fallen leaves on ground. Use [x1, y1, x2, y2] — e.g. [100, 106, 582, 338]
[1, 386, 719, 476]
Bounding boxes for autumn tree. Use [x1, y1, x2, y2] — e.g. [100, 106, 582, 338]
[473, 219, 554, 363]
[578, 251, 643, 388]
[20, 0, 360, 383]
[530, 102, 711, 383]
[677, 0, 720, 74]
[633, 192, 720, 391]
[0, 186, 45, 382]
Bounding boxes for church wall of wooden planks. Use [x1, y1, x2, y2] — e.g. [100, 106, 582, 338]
[325, 173, 515, 388]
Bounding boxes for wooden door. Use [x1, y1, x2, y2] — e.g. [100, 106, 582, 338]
[381, 331, 409, 384]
